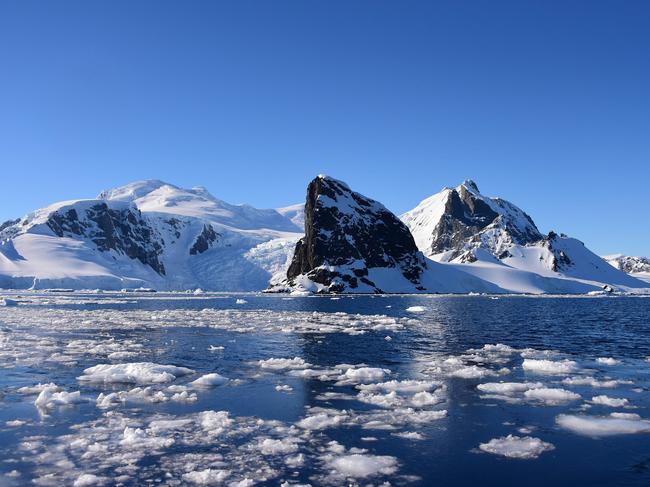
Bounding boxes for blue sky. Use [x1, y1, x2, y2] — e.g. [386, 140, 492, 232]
[1, 1, 648, 256]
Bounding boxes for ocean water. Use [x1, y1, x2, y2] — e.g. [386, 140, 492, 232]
[0, 292, 649, 486]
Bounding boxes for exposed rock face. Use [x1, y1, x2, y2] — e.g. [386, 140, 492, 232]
[45, 202, 166, 275]
[402, 180, 542, 263]
[0, 219, 19, 234]
[543, 231, 573, 272]
[283, 176, 427, 293]
[604, 254, 650, 274]
[189, 224, 219, 255]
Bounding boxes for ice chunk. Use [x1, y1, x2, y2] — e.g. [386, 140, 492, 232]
[392, 431, 425, 440]
[479, 435, 554, 459]
[596, 357, 620, 366]
[477, 382, 543, 394]
[342, 366, 389, 383]
[522, 359, 577, 374]
[524, 387, 581, 405]
[297, 411, 347, 430]
[78, 362, 194, 384]
[5, 419, 26, 427]
[256, 437, 300, 455]
[411, 391, 443, 407]
[189, 373, 228, 387]
[556, 413, 650, 436]
[18, 383, 62, 395]
[561, 376, 623, 388]
[73, 473, 108, 486]
[258, 357, 311, 370]
[329, 454, 398, 478]
[34, 389, 85, 409]
[590, 395, 629, 407]
[405, 306, 426, 313]
[198, 410, 233, 435]
[182, 469, 231, 485]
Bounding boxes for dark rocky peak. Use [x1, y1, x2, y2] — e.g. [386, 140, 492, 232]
[189, 224, 219, 255]
[616, 255, 650, 274]
[408, 180, 543, 261]
[282, 175, 427, 293]
[460, 179, 481, 194]
[0, 219, 20, 241]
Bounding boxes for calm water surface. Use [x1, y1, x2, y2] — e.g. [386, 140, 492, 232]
[0, 293, 649, 486]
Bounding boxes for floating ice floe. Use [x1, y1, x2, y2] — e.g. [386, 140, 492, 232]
[596, 357, 621, 366]
[478, 435, 555, 459]
[258, 357, 311, 370]
[405, 306, 426, 313]
[561, 376, 626, 388]
[556, 413, 650, 436]
[590, 395, 630, 407]
[522, 359, 577, 375]
[327, 453, 399, 479]
[5, 419, 27, 427]
[73, 473, 109, 487]
[65, 338, 144, 360]
[523, 387, 581, 406]
[392, 431, 425, 440]
[253, 437, 301, 455]
[235, 299, 248, 304]
[477, 382, 544, 395]
[34, 388, 85, 410]
[341, 366, 389, 383]
[428, 356, 506, 379]
[189, 373, 229, 387]
[182, 469, 230, 485]
[356, 379, 438, 393]
[18, 382, 63, 395]
[275, 384, 293, 392]
[297, 410, 349, 430]
[96, 385, 198, 408]
[78, 362, 195, 385]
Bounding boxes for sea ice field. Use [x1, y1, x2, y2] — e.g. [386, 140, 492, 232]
[0, 292, 649, 486]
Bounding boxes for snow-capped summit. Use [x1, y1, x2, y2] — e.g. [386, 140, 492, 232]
[401, 180, 542, 262]
[97, 179, 171, 202]
[98, 179, 301, 232]
[401, 181, 648, 293]
[0, 180, 303, 291]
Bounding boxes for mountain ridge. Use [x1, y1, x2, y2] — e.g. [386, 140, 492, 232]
[0, 177, 647, 294]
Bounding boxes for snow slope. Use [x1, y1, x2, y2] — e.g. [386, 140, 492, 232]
[0, 180, 302, 291]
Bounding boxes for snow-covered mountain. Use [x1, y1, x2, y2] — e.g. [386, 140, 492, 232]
[271, 175, 502, 294]
[1, 177, 647, 294]
[401, 181, 648, 293]
[0, 180, 302, 290]
[603, 254, 650, 283]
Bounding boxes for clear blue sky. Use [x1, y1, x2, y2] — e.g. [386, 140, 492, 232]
[1, 1, 648, 256]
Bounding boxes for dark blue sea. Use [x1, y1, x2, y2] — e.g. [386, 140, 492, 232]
[0, 292, 649, 486]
